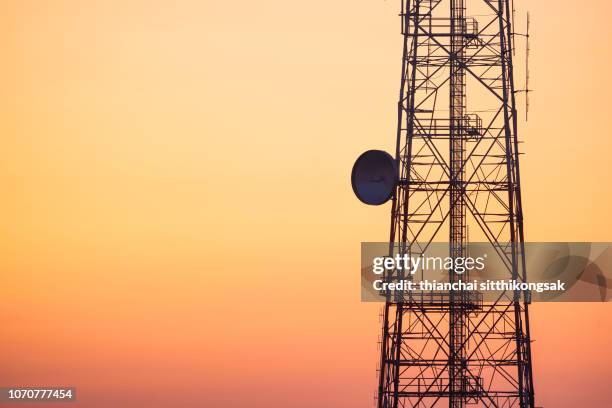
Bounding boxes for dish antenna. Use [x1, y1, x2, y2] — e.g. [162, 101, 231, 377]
[351, 150, 397, 206]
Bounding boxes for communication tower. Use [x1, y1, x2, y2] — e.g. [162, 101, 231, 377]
[352, 1, 535, 406]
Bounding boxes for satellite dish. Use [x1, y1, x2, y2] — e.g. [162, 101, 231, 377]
[351, 150, 397, 206]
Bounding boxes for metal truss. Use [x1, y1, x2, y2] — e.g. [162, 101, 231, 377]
[377, 0, 535, 407]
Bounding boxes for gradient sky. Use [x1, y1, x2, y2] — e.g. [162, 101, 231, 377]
[2, 0, 612, 407]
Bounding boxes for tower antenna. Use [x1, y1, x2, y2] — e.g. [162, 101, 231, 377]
[526, 12, 531, 121]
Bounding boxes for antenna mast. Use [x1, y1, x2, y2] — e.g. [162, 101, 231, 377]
[526, 12, 531, 121]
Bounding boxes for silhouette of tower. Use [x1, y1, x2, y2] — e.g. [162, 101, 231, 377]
[375, 1, 535, 406]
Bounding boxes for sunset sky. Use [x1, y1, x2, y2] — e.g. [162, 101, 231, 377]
[2, 0, 612, 407]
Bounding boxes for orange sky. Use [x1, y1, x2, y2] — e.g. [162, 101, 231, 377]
[1, 0, 612, 407]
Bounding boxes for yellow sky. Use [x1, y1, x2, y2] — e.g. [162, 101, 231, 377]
[1, 1, 612, 407]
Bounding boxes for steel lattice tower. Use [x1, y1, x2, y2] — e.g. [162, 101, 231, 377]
[377, 0, 535, 407]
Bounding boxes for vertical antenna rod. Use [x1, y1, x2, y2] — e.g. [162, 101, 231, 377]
[526, 12, 531, 121]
